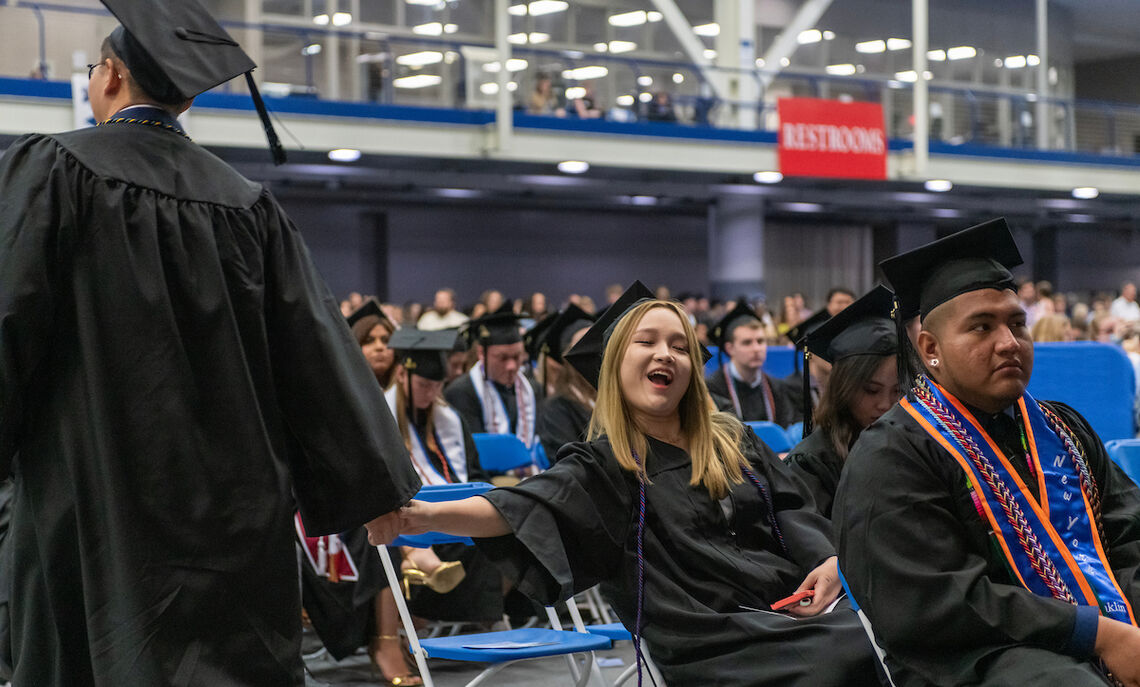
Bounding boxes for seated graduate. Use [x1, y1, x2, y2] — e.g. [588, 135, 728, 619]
[444, 307, 542, 476]
[834, 218, 1140, 686]
[782, 309, 832, 425]
[385, 329, 506, 625]
[535, 305, 597, 463]
[349, 299, 398, 389]
[705, 301, 800, 427]
[399, 282, 879, 686]
[785, 286, 900, 518]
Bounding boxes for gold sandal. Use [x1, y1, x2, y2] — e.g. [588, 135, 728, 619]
[400, 560, 466, 599]
[369, 634, 423, 686]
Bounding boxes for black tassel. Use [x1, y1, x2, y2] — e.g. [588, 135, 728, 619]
[802, 350, 813, 436]
[245, 72, 287, 165]
[894, 297, 917, 401]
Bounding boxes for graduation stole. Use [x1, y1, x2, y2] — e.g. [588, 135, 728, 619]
[469, 361, 537, 449]
[902, 377, 1135, 624]
[384, 386, 467, 485]
[293, 514, 360, 582]
[722, 364, 775, 422]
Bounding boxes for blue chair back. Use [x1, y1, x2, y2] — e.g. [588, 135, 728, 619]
[1104, 439, 1140, 486]
[786, 421, 804, 445]
[705, 345, 797, 380]
[392, 482, 493, 548]
[746, 421, 792, 453]
[471, 433, 535, 473]
[1028, 342, 1136, 442]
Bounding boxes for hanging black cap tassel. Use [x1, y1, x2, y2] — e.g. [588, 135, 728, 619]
[893, 297, 917, 401]
[802, 350, 813, 436]
[245, 72, 287, 165]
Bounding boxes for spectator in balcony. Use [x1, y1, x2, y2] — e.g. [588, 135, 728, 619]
[1110, 282, 1140, 324]
[566, 81, 603, 119]
[527, 72, 558, 115]
[645, 91, 677, 123]
[418, 288, 469, 331]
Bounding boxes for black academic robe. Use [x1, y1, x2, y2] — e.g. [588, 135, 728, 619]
[782, 370, 820, 427]
[834, 400, 1140, 686]
[536, 394, 592, 465]
[445, 373, 521, 434]
[0, 128, 421, 686]
[785, 430, 845, 519]
[706, 366, 799, 428]
[476, 432, 879, 685]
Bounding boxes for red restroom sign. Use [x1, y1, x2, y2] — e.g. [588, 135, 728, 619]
[778, 98, 887, 180]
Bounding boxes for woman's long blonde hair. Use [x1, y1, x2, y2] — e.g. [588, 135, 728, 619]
[587, 300, 747, 499]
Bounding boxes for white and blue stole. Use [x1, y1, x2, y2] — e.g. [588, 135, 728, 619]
[902, 376, 1135, 624]
[384, 387, 468, 485]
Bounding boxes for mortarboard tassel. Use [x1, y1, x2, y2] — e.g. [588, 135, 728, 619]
[245, 72, 287, 165]
[802, 350, 813, 436]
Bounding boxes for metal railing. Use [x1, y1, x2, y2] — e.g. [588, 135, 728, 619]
[3, 0, 1140, 161]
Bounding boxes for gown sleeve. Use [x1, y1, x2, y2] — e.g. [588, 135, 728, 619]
[443, 377, 486, 434]
[0, 136, 72, 478]
[742, 430, 836, 571]
[834, 414, 1091, 672]
[459, 418, 489, 484]
[785, 435, 843, 519]
[262, 195, 421, 535]
[475, 442, 632, 604]
[536, 396, 587, 465]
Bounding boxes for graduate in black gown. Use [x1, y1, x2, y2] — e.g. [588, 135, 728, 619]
[399, 283, 879, 686]
[535, 305, 597, 463]
[444, 309, 542, 473]
[785, 286, 899, 518]
[705, 302, 800, 427]
[384, 329, 504, 625]
[0, 4, 421, 685]
[782, 308, 832, 426]
[835, 219, 1140, 686]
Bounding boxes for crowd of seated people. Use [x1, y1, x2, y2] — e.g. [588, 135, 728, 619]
[311, 260, 1140, 685]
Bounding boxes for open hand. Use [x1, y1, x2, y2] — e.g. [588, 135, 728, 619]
[787, 556, 841, 618]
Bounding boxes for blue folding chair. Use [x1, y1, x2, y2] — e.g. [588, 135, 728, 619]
[746, 421, 793, 453]
[1104, 439, 1140, 486]
[379, 483, 610, 687]
[838, 566, 897, 687]
[583, 622, 664, 687]
[472, 433, 542, 473]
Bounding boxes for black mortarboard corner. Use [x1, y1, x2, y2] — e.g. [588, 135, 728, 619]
[345, 298, 395, 331]
[804, 285, 897, 365]
[100, 0, 286, 164]
[540, 304, 596, 364]
[879, 217, 1023, 396]
[389, 328, 458, 383]
[523, 314, 557, 362]
[469, 304, 523, 347]
[564, 281, 711, 390]
[711, 301, 762, 350]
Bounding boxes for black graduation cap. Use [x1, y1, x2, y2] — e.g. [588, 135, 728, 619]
[564, 281, 711, 390]
[879, 217, 1022, 322]
[710, 301, 762, 349]
[469, 305, 523, 347]
[804, 285, 897, 365]
[100, 0, 286, 164]
[787, 309, 831, 350]
[345, 298, 395, 331]
[539, 304, 596, 364]
[389, 328, 457, 382]
[523, 313, 557, 362]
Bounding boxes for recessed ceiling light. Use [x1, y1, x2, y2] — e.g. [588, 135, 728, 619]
[924, 179, 953, 192]
[1072, 187, 1099, 199]
[558, 160, 589, 174]
[753, 171, 784, 184]
[328, 148, 362, 162]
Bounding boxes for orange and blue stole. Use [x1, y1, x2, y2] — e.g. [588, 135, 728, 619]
[901, 377, 1135, 625]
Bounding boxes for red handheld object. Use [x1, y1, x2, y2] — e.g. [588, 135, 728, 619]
[770, 589, 815, 611]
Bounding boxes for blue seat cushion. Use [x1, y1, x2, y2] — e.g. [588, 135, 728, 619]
[418, 627, 611, 663]
[584, 623, 631, 641]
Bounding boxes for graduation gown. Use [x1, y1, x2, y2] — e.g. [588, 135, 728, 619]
[536, 394, 592, 465]
[445, 373, 519, 435]
[476, 432, 879, 685]
[705, 366, 798, 428]
[0, 128, 421, 686]
[834, 401, 1140, 686]
[785, 430, 845, 519]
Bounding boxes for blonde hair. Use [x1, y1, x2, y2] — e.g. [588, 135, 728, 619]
[394, 369, 447, 458]
[587, 300, 747, 499]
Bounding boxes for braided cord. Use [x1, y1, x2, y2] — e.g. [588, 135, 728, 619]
[632, 452, 647, 687]
[742, 466, 790, 557]
[915, 380, 1077, 604]
[97, 116, 190, 139]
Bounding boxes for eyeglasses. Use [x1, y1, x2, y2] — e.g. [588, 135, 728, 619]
[87, 63, 101, 80]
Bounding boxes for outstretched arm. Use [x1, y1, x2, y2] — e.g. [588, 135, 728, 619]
[397, 496, 512, 540]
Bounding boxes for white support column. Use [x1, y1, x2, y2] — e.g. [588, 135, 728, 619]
[911, 0, 929, 177]
[324, 0, 341, 100]
[714, 0, 757, 129]
[243, 0, 262, 78]
[648, 0, 728, 100]
[1035, 0, 1049, 150]
[758, 0, 834, 89]
[493, 0, 512, 152]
